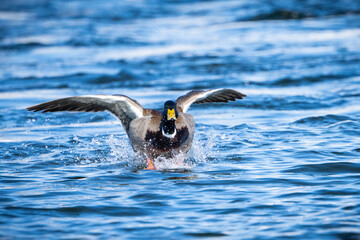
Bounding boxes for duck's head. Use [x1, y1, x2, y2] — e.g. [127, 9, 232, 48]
[160, 100, 178, 138]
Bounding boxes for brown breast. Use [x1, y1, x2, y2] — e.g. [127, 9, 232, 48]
[145, 127, 190, 151]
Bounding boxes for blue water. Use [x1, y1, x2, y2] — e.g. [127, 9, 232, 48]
[1, 0, 360, 239]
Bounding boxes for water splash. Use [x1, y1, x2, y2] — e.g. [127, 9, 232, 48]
[152, 152, 194, 171]
[68, 134, 134, 168]
[147, 129, 218, 171]
[63, 126, 219, 171]
[106, 134, 134, 162]
[190, 128, 218, 164]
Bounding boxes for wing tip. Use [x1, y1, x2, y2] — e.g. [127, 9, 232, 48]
[238, 93, 247, 99]
[27, 106, 42, 112]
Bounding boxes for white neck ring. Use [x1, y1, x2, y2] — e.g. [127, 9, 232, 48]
[162, 128, 176, 138]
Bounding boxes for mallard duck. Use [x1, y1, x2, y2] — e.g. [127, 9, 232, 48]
[27, 89, 246, 169]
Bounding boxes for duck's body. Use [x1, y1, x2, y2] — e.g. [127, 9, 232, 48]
[27, 89, 246, 168]
[129, 110, 194, 159]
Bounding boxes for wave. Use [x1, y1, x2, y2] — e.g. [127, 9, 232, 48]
[246, 9, 360, 22]
[293, 114, 356, 126]
[284, 162, 360, 174]
[250, 9, 313, 21]
[0, 42, 46, 50]
[4, 205, 149, 217]
[89, 70, 139, 84]
[271, 74, 352, 87]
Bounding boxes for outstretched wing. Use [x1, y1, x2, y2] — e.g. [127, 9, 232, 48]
[176, 89, 246, 113]
[27, 95, 144, 131]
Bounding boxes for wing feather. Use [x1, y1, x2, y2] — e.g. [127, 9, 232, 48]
[27, 95, 144, 131]
[176, 89, 246, 113]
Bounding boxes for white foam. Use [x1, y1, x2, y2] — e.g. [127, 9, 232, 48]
[0, 11, 31, 21]
[71, 134, 135, 168]
[152, 153, 194, 171]
[95, 44, 198, 62]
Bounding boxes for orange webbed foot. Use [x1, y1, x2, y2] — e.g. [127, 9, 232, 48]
[145, 158, 156, 170]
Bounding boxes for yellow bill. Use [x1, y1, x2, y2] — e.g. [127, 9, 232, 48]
[167, 109, 176, 120]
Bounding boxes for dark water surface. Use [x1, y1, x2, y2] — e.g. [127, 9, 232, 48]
[1, 0, 360, 239]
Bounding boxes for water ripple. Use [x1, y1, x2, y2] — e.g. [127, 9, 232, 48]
[1, 0, 360, 239]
